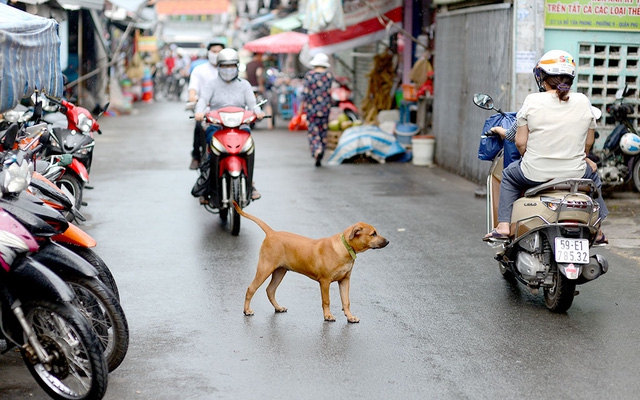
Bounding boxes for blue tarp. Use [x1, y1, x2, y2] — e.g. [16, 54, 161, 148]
[0, 4, 63, 113]
[327, 125, 406, 165]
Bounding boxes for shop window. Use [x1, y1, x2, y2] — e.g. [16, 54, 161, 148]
[576, 43, 639, 140]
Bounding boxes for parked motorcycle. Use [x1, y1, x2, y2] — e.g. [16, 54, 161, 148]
[0, 131, 128, 372]
[474, 93, 608, 312]
[42, 92, 107, 173]
[0, 190, 130, 372]
[194, 106, 260, 235]
[38, 93, 108, 209]
[331, 76, 359, 121]
[0, 170, 108, 399]
[5, 122, 120, 301]
[0, 118, 80, 222]
[588, 85, 640, 192]
[164, 71, 187, 101]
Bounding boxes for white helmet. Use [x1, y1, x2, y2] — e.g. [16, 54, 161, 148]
[216, 48, 239, 67]
[534, 50, 576, 92]
[620, 133, 640, 155]
[216, 48, 240, 82]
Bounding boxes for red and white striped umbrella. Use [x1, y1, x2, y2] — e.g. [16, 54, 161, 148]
[243, 31, 308, 54]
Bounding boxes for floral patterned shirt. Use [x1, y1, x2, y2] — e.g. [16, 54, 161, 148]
[301, 70, 334, 117]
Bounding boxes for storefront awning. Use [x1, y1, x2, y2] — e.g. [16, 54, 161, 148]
[0, 4, 63, 112]
[12, 0, 104, 9]
[243, 31, 308, 54]
[107, 0, 156, 24]
[268, 13, 304, 35]
[307, 0, 402, 55]
[242, 12, 277, 31]
[57, 0, 105, 10]
[155, 0, 229, 15]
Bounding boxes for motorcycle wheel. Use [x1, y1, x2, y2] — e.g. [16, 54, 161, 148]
[21, 300, 108, 400]
[66, 276, 129, 372]
[632, 157, 640, 192]
[543, 265, 576, 313]
[57, 174, 84, 211]
[59, 243, 121, 301]
[229, 178, 242, 236]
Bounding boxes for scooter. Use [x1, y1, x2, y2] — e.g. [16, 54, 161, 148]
[195, 105, 262, 236]
[588, 85, 640, 192]
[0, 130, 128, 372]
[331, 76, 359, 121]
[42, 92, 107, 172]
[5, 122, 120, 300]
[39, 93, 109, 209]
[474, 93, 608, 312]
[0, 169, 109, 399]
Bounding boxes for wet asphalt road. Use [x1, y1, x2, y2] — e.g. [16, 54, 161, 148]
[1, 99, 640, 400]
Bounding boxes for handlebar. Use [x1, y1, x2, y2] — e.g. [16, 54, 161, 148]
[44, 93, 63, 106]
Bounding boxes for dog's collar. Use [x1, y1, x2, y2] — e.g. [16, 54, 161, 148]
[341, 233, 357, 260]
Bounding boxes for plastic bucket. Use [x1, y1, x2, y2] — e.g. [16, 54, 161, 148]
[394, 123, 420, 148]
[411, 135, 435, 166]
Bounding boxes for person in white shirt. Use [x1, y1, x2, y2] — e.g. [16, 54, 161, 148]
[186, 41, 224, 170]
[484, 50, 608, 244]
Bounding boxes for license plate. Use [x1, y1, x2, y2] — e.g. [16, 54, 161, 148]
[555, 238, 589, 264]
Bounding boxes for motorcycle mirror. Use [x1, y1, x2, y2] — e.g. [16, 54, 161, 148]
[615, 85, 629, 100]
[473, 93, 494, 110]
[1, 123, 19, 149]
[30, 102, 43, 122]
[40, 129, 51, 145]
[97, 102, 110, 118]
[473, 93, 508, 117]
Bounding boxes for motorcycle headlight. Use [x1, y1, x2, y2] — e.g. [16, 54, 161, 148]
[0, 158, 33, 194]
[75, 146, 91, 156]
[219, 111, 244, 128]
[541, 196, 561, 211]
[77, 113, 93, 133]
[210, 137, 227, 155]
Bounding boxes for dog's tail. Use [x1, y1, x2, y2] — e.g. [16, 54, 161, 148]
[232, 201, 273, 235]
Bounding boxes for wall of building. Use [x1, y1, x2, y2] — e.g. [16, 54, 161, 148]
[431, 4, 513, 184]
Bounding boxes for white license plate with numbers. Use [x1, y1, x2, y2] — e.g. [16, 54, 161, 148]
[554, 238, 589, 264]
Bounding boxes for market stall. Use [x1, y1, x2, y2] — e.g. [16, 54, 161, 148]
[0, 4, 63, 113]
[242, 31, 308, 54]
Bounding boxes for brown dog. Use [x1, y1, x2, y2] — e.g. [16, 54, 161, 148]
[234, 203, 389, 323]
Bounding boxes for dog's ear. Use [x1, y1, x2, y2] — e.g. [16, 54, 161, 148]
[349, 225, 363, 240]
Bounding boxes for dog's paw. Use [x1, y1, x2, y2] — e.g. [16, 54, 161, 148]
[244, 309, 254, 316]
[347, 315, 360, 323]
[274, 307, 288, 313]
[324, 314, 336, 322]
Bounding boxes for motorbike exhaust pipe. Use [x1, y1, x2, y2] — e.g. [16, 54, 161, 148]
[578, 254, 608, 283]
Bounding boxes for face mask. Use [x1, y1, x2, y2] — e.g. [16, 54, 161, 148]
[208, 52, 218, 66]
[218, 66, 238, 82]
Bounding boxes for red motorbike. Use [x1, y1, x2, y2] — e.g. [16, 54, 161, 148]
[41, 93, 108, 209]
[197, 106, 261, 236]
[331, 76, 359, 121]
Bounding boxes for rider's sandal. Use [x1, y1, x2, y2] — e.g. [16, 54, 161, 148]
[594, 233, 608, 246]
[251, 187, 261, 200]
[483, 229, 509, 242]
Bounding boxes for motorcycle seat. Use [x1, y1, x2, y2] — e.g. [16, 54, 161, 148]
[524, 178, 597, 197]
